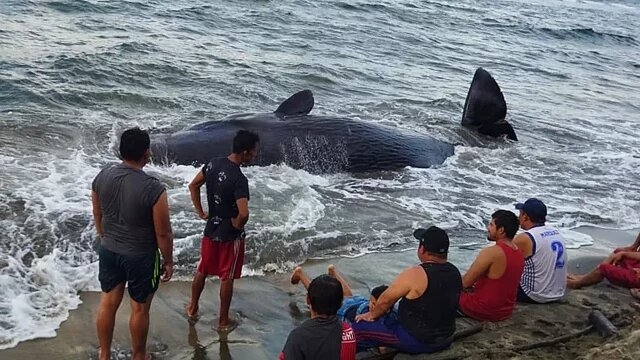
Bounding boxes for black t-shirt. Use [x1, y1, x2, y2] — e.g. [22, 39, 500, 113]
[281, 317, 348, 360]
[202, 157, 249, 241]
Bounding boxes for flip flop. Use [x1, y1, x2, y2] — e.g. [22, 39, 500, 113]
[215, 319, 238, 333]
[185, 305, 200, 324]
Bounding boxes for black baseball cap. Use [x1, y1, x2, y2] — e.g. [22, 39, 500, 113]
[413, 226, 449, 255]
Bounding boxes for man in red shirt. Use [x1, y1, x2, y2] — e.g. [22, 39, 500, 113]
[280, 274, 356, 360]
[458, 210, 524, 322]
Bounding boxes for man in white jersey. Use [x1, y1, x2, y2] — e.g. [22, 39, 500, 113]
[512, 198, 567, 303]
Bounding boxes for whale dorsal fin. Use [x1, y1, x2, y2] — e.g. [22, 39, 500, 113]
[462, 68, 517, 141]
[275, 90, 314, 116]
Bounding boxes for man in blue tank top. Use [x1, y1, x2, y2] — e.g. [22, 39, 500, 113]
[352, 226, 462, 354]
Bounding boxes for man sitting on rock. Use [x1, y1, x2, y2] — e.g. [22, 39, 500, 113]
[458, 210, 524, 322]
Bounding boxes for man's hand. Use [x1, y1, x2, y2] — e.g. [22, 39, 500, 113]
[614, 246, 633, 253]
[355, 311, 376, 323]
[198, 211, 208, 220]
[161, 261, 174, 282]
[632, 268, 640, 280]
[610, 251, 625, 265]
[231, 216, 243, 230]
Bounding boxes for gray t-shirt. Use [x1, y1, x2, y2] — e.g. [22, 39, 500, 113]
[92, 163, 165, 256]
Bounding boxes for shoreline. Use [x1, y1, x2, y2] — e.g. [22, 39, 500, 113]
[2, 226, 639, 360]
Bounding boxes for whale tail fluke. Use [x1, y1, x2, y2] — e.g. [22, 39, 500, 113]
[462, 68, 517, 141]
[275, 90, 315, 117]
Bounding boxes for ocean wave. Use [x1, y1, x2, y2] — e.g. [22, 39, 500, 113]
[538, 27, 637, 45]
[44, 0, 108, 14]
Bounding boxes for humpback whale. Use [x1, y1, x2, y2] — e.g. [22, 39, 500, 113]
[151, 68, 516, 173]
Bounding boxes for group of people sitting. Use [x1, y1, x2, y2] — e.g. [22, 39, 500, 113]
[280, 198, 573, 358]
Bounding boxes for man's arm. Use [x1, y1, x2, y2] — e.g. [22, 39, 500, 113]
[188, 171, 207, 220]
[231, 198, 249, 230]
[513, 233, 533, 258]
[620, 251, 640, 261]
[153, 191, 174, 281]
[356, 266, 419, 321]
[91, 190, 104, 238]
[462, 247, 494, 289]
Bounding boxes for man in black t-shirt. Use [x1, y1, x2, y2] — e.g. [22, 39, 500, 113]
[186, 130, 259, 332]
[280, 275, 357, 360]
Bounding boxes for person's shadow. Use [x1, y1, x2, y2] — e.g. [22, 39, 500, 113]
[188, 324, 232, 360]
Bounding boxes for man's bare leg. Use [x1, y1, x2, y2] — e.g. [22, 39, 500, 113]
[290, 266, 311, 289]
[130, 293, 154, 360]
[187, 271, 206, 321]
[327, 264, 353, 297]
[96, 283, 126, 360]
[217, 278, 235, 330]
[567, 267, 604, 289]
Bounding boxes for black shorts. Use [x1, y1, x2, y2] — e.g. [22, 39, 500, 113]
[98, 246, 161, 303]
[516, 285, 540, 304]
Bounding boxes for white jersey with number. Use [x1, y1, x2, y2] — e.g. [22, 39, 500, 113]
[520, 225, 567, 303]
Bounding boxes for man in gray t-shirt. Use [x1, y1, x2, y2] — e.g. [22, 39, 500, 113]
[92, 127, 174, 360]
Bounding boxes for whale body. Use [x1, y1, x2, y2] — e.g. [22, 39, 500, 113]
[151, 68, 516, 173]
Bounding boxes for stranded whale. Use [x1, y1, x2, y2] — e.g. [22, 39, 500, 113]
[151, 68, 516, 173]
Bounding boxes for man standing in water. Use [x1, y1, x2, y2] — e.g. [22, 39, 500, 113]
[512, 198, 568, 303]
[92, 127, 174, 360]
[186, 130, 259, 332]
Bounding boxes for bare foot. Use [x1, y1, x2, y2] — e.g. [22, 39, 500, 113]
[630, 288, 640, 300]
[98, 347, 110, 360]
[631, 302, 640, 313]
[290, 267, 303, 285]
[327, 264, 337, 277]
[215, 319, 238, 333]
[185, 304, 199, 324]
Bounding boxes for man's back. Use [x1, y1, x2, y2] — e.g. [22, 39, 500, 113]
[202, 157, 249, 241]
[280, 317, 356, 360]
[92, 163, 165, 255]
[520, 225, 567, 302]
[398, 262, 462, 344]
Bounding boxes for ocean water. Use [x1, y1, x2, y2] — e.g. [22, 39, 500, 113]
[1, 0, 639, 350]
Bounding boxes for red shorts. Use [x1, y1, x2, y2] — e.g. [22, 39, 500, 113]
[599, 257, 640, 288]
[197, 236, 245, 280]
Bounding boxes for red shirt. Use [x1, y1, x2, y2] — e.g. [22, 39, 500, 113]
[459, 242, 525, 322]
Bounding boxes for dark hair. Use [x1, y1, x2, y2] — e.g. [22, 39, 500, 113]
[370, 285, 388, 299]
[307, 274, 343, 316]
[492, 210, 520, 239]
[425, 251, 447, 259]
[119, 127, 150, 162]
[233, 130, 260, 154]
